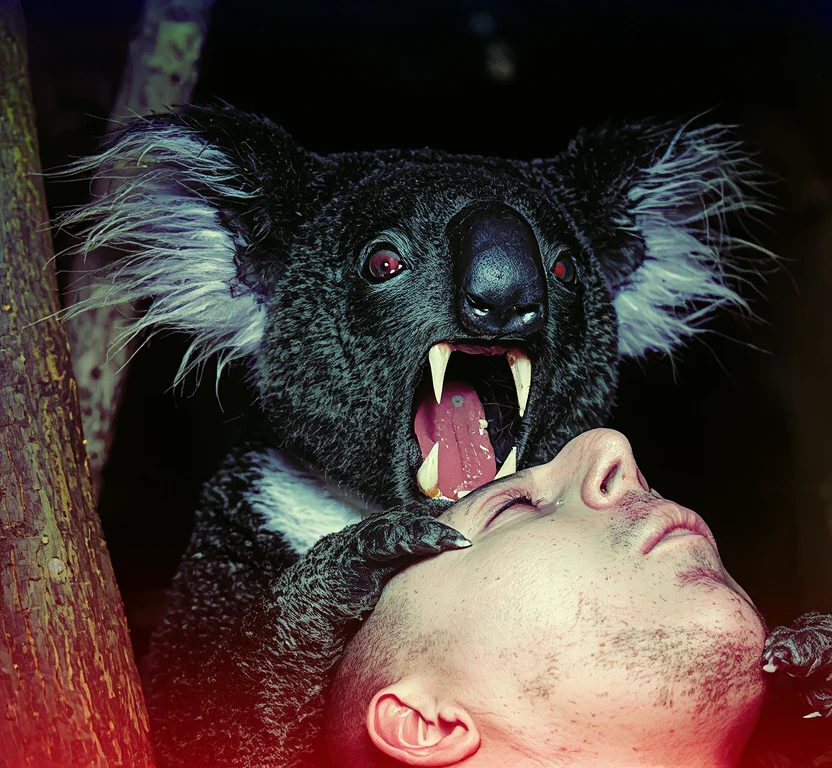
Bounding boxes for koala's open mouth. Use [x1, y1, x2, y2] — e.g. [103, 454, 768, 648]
[412, 342, 531, 500]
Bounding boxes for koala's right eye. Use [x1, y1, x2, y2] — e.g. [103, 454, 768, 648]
[363, 246, 408, 283]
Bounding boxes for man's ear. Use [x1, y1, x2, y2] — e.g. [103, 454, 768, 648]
[367, 681, 480, 766]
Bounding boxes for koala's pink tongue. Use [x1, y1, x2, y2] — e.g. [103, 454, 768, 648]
[413, 379, 497, 500]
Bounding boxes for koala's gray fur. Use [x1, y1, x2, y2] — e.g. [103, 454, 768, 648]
[63, 104, 784, 766]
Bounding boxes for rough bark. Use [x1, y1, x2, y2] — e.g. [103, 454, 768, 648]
[65, 0, 216, 497]
[0, 2, 155, 765]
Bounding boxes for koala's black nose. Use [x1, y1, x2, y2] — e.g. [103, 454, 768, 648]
[448, 202, 547, 337]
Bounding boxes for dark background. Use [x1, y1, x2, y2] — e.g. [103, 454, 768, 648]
[20, 0, 832, 661]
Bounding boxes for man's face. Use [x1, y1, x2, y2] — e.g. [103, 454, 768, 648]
[384, 429, 767, 761]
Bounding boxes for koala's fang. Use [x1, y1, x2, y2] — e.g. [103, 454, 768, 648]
[415, 342, 530, 500]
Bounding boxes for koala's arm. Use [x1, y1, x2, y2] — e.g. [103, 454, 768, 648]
[763, 611, 832, 718]
[153, 509, 469, 768]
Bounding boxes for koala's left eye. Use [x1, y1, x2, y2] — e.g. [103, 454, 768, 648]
[552, 249, 577, 284]
[364, 247, 407, 282]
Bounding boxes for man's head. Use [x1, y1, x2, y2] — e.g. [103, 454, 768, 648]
[325, 429, 768, 767]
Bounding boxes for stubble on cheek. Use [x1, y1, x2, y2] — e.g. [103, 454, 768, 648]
[590, 602, 765, 716]
[515, 648, 561, 701]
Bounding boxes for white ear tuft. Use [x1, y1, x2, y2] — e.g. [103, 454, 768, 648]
[60, 123, 266, 385]
[614, 122, 774, 358]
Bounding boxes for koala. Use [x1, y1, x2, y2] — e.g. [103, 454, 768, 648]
[65, 103, 791, 765]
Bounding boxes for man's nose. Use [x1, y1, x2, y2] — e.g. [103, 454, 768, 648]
[578, 429, 650, 510]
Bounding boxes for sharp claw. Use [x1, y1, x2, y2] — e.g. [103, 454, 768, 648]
[414, 523, 470, 554]
[443, 532, 472, 549]
[360, 515, 470, 562]
[804, 711, 822, 719]
[762, 663, 778, 673]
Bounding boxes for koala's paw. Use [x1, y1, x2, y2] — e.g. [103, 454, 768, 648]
[321, 510, 470, 618]
[356, 511, 471, 562]
[293, 508, 470, 621]
[764, 612, 832, 718]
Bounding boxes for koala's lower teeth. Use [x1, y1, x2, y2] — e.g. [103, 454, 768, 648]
[494, 447, 518, 480]
[416, 442, 441, 498]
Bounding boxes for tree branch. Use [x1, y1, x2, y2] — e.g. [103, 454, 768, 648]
[65, 0, 217, 497]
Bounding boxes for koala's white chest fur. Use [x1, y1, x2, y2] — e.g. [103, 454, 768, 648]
[245, 448, 370, 555]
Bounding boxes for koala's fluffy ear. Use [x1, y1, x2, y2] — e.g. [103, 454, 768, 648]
[61, 103, 320, 382]
[536, 119, 774, 358]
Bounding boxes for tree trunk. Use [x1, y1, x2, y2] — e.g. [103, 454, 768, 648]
[0, 2, 155, 765]
[66, 0, 217, 497]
